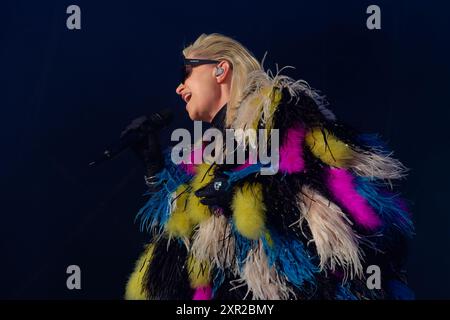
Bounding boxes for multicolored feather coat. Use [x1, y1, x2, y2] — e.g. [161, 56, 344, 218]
[125, 69, 414, 300]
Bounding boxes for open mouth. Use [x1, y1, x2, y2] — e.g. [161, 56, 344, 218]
[183, 93, 192, 103]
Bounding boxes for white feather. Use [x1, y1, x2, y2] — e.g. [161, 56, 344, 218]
[232, 239, 295, 300]
[350, 148, 408, 185]
[190, 215, 238, 275]
[296, 186, 364, 282]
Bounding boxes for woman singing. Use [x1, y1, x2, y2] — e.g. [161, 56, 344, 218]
[124, 33, 414, 300]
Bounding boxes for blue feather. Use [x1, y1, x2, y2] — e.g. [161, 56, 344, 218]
[135, 149, 193, 233]
[335, 284, 358, 300]
[223, 163, 264, 187]
[386, 279, 415, 300]
[262, 230, 318, 290]
[232, 225, 257, 270]
[357, 133, 391, 154]
[261, 235, 277, 267]
[212, 268, 225, 297]
[355, 177, 414, 238]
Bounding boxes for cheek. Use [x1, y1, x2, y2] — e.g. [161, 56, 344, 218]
[190, 79, 216, 112]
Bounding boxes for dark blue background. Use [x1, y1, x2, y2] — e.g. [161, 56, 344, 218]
[1, 0, 449, 299]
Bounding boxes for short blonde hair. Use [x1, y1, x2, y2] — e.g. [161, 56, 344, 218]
[183, 33, 262, 126]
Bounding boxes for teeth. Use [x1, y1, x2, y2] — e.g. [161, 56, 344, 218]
[184, 93, 192, 102]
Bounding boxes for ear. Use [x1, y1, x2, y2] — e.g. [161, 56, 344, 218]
[214, 60, 231, 84]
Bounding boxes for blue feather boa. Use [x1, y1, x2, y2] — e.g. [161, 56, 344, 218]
[135, 149, 193, 233]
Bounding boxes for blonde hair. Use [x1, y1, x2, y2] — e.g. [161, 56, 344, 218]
[183, 33, 262, 126]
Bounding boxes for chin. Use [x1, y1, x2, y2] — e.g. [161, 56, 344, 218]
[187, 113, 197, 121]
[186, 108, 198, 121]
[185, 105, 200, 121]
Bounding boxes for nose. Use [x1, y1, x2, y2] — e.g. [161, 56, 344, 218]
[176, 83, 184, 95]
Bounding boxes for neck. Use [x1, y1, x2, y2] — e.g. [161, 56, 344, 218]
[209, 103, 225, 123]
[211, 103, 227, 130]
[208, 84, 230, 122]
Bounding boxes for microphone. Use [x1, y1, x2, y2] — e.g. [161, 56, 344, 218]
[89, 108, 173, 167]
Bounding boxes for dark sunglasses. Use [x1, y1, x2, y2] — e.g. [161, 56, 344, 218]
[180, 58, 219, 84]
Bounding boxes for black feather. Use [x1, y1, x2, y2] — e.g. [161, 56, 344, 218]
[143, 237, 193, 300]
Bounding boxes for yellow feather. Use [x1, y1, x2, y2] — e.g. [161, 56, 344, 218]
[166, 211, 192, 238]
[264, 87, 283, 133]
[305, 127, 353, 167]
[187, 194, 211, 225]
[188, 163, 214, 224]
[187, 255, 211, 288]
[232, 182, 266, 240]
[166, 185, 193, 238]
[124, 243, 154, 300]
[247, 86, 283, 131]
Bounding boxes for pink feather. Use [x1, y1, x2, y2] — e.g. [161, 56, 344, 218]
[327, 168, 382, 230]
[279, 124, 306, 174]
[192, 286, 212, 300]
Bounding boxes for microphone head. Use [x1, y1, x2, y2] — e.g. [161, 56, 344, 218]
[89, 108, 174, 168]
[150, 108, 173, 129]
